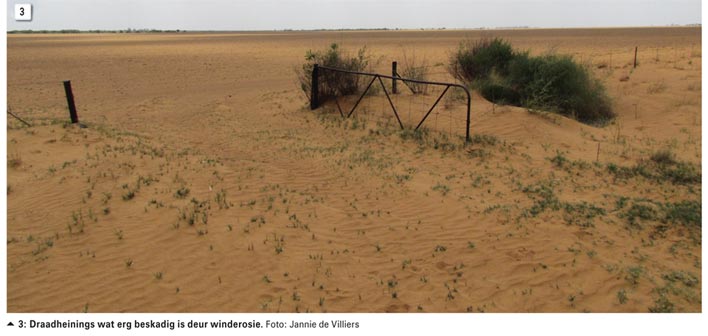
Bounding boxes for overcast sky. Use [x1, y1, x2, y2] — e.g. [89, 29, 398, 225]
[6, 0, 702, 31]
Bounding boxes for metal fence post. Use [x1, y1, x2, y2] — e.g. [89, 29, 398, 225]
[311, 64, 319, 110]
[392, 61, 397, 94]
[633, 47, 638, 68]
[63, 80, 79, 124]
[465, 92, 471, 143]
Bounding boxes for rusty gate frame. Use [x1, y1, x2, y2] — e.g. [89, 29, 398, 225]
[310, 63, 472, 142]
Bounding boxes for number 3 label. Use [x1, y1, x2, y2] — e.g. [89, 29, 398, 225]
[15, 4, 33, 21]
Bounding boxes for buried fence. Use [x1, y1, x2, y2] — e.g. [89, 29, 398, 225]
[7, 80, 83, 128]
[309, 62, 472, 142]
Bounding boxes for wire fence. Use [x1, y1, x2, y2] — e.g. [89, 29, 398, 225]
[311, 62, 472, 142]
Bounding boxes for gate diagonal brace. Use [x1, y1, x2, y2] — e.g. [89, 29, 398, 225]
[334, 96, 345, 117]
[415, 85, 450, 131]
[376, 76, 404, 129]
[394, 71, 417, 95]
[347, 76, 377, 118]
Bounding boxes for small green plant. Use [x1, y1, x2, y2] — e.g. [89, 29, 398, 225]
[122, 189, 136, 201]
[647, 80, 668, 94]
[562, 202, 606, 228]
[432, 183, 451, 196]
[649, 294, 674, 313]
[617, 289, 628, 304]
[101, 192, 112, 205]
[650, 149, 676, 165]
[660, 161, 701, 185]
[663, 200, 701, 228]
[153, 272, 163, 280]
[623, 202, 659, 229]
[174, 186, 190, 199]
[662, 271, 699, 287]
[468, 134, 499, 146]
[625, 266, 643, 285]
[7, 153, 22, 169]
[549, 150, 569, 168]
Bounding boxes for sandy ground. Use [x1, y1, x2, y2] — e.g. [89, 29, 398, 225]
[6, 27, 701, 312]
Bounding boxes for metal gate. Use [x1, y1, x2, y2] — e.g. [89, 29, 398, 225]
[310, 62, 472, 142]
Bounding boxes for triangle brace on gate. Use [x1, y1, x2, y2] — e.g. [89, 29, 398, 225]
[313, 64, 472, 142]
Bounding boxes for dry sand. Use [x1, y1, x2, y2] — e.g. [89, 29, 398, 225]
[6, 27, 701, 312]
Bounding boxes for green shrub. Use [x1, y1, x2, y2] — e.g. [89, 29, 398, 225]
[448, 38, 614, 124]
[507, 53, 614, 123]
[449, 38, 514, 83]
[297, 43, 371, 104]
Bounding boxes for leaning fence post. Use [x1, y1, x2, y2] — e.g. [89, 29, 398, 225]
[633, 46, 638, 68]
[63, 80, 79, 124]
[392, 61, 398, 94]
[311, 64, 319, 110]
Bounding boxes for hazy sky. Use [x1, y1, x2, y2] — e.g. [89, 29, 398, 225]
[6, 0, 702, 31]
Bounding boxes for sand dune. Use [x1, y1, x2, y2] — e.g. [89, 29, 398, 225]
[6, 27, 701, 312]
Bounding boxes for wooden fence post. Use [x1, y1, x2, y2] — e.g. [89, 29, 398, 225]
[310, 64, 319, 110]
[63, 80, 79, 124]
[392, 61, 398, 94]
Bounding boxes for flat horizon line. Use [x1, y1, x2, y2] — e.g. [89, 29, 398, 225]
[6, 23, 702, 34]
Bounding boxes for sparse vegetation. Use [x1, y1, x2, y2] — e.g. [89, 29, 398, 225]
[174, 186, 190, 199]
[625, 266, 643, 285]
[617, 289, 628, 304]
[399, 51, 430, 94]
[432, 183, 451, 196]
[8, 153, 22, 169]
[649, 293, 674, 313]
[607, 150, 700, 185]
